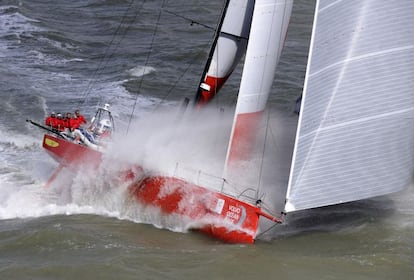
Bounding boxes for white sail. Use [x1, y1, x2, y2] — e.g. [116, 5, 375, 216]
[212, 0, 253, 77]
[226, 0, 293, 163]
[285, 0, 414, 212]
[195, 0, 254, 104]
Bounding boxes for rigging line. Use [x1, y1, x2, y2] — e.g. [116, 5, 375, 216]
[212, 16, 221, 106]
[255, 209, 285, 240]
[257, 109, 271, 198]
[163, 10, 215, 30]
[255, 222, 278, 240]
[268, 112, 284, 153]
[126, 0, 166, 134]
[80, 0, 145, 106]
[143, 53, 219, 167]
[80, 2, 133, 103]
[149, 50, 207, 113]
[255, 212, 284, 240]
[255, 1, 291, 199]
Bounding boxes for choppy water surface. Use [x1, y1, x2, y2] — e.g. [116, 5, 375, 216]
[0, 1, 413, 279]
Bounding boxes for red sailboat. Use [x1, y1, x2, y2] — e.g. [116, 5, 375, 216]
[30, 0, 292, 243]
[126, 0, 293, 243]
[31, 0, 414, 244]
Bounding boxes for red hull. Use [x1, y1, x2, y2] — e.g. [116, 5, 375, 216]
[42, 134, 279, 243]
[42, 134, 102, 169]
[128, 176, 278, 244]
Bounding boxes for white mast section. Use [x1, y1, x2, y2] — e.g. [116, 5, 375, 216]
[225, 0, 293, 164]
[233, 0, 292, 115]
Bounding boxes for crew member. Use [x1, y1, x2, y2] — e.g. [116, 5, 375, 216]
[74, 109, 87, 126]
[56, 113, 65, 131]
[62, 112, 72, 131]
[45, 112, 58, 129]
[70, 115, 80, 130]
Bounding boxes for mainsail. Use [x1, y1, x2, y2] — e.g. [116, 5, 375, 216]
[285, 0, 414, 212]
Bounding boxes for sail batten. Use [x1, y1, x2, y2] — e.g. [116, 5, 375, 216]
[285, 0, 414, 212]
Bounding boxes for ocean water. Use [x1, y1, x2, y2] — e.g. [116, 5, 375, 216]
[0, 0, 413, 279]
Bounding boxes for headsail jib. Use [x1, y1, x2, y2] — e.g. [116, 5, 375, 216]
[195, 0, 255, 106]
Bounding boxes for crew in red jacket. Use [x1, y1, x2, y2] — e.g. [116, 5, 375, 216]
[45, 112, 58, 129]
[55, 113, 65, 131]
[61, 112, 72, 131]
[70, 115, 80, 130]
[74, 109, 87, 126]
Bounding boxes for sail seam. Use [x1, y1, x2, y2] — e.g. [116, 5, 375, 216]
[299, 107, 414, 140]
[310, 45, 414, 78]
[319, 0, 345, 13]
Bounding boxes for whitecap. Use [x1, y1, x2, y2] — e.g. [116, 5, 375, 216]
[127, 65, 156, 77]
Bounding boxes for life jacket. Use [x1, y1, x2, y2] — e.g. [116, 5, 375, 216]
[76, 114, 87, 126]
[69, 118, 80, 130]
[45, 116, 59, 129]
[58, 118, 69, 131]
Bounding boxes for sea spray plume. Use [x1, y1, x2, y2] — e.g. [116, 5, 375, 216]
[68, 161, 202, 233]
[110, 106, 234, 180]
[41, 106, 233, 234]
[105, 106, 294, 240]
[110, 105, 296, 209]
[28, 104, 294, 238]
